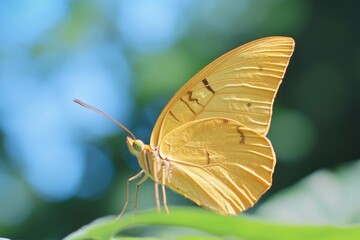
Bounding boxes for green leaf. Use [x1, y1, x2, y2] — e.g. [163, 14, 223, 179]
[65, 207, 360, 240]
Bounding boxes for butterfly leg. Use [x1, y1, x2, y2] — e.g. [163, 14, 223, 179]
[116, 170, 144, 220]
[133, 173, 149, 210]
[161, 164, 169, 214]
[151, 153, 161, 212]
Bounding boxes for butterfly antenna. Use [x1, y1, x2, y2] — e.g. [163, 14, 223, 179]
[74, 99, 136, 140]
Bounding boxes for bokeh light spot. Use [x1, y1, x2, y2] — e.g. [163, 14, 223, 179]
[0, 0, 66, 47]
[117, 0, 186, 52]
[269, 108, 316, 162]
[256, 160, 360, 224]
[0, 170, 33, 226]
[76, 146, 114, 198]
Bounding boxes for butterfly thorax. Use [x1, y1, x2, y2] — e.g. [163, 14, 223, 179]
[126, 137, 172, 183]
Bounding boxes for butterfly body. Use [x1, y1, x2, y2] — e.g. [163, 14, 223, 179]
[127, 137, 171, 184]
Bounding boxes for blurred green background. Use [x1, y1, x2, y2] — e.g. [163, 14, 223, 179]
[1, 0, 360, 239]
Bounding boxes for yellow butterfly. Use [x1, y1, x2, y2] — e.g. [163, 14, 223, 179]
[75, 36, 295, 215]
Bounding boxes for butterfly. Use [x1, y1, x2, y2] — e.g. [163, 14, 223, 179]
[75, 36, 295, 215]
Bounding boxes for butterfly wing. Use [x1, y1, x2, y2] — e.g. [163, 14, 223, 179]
[150, 36, 294, 149]
[159, 118, 275, 215]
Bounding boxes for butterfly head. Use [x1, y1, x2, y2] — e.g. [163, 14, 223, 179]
[126, 137, 144, 157]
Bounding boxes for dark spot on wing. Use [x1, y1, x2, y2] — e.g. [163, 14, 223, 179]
[247, 102, 252, 107]
[237, 128, 245, 144]
[202, 79, 215, 94]
[206, 150, 211, 165]
[169, 110, 180, 122]
[186, 91, 204, 107]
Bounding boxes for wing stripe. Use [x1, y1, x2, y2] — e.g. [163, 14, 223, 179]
[218, 163, 271, 199]
[180, 98, 196, 115]
[193, 164, 249, 210]
[189, 82, 279, 95]
[174, 163, 243, 212]
[231, 163, 272, 186]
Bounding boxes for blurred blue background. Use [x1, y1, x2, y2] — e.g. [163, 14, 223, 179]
[1, 0, 360, 238]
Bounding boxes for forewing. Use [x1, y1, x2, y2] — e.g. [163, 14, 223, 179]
[159, 118, 275, 215]
[151, 36, 294, 148]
